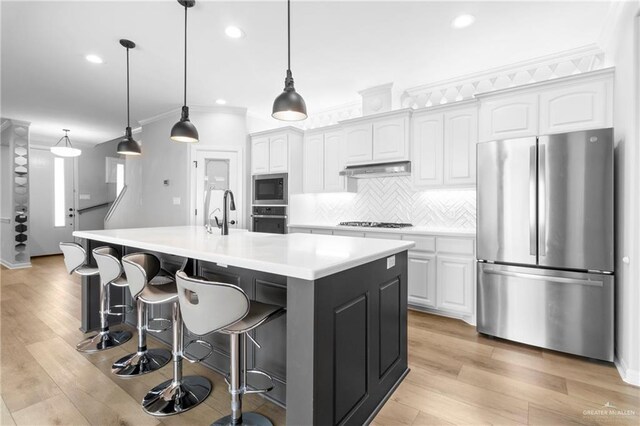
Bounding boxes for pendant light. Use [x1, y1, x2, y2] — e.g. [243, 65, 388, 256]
[117, 39, 142, 156]
[272, 0, 307, 121]
[171, 0, 199, 143]
[51, 129, 81, 157]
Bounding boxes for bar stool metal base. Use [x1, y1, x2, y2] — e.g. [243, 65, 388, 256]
[76, 330, 132, 353]
[212, 412, 273, 426]
[142, 376, 211, 416]
[111, 348, 172, 377]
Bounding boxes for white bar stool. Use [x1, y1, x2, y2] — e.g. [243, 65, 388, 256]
[74, 246, 133, 352]
[175, 271, 285, 426]
[122, 253, 212, 416]
[111, 252, 172, 377]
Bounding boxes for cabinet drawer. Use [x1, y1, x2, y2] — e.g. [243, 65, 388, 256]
[289, 228, 311, 234]
[437, 237, 474, 255]
[364, 232, 402, 240]
[402, 235, 436, 252]
[333, 230, 365, 238]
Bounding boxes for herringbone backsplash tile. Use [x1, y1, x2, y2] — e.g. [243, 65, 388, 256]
[289, 177, 476, 229]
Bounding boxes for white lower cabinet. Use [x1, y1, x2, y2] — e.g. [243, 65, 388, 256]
[408, 252, 436, 308]
[436, 255, 474, 315]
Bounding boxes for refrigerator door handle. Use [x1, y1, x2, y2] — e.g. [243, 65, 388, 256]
[482, 268, 603, 287]
[538, 143, 546, 257]
[529, 145, 537, 256]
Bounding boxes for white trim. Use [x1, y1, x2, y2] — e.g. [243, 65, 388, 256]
[411, 99, 479, 116]
[615, 356, 640, 387]
[336, 107, 413, 126]
[0, 259, 32, 269]
[138, 105, 248, 126]
[249, 125, 305, 138]
[409, 305, 476, 327]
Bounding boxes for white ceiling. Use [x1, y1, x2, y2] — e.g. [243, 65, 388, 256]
[1, 1, 613, 146]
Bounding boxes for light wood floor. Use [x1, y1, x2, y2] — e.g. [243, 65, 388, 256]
[1, 256, 638, 426]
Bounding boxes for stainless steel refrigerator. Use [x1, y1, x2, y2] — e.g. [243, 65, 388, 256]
[476, 128, 614, 361]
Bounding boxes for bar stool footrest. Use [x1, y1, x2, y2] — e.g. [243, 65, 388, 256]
[183, 339, 214, 363]
[146, 317, 172, 333]
[242, 369, 275, 395]
[101, 304, 134, 317]
[212, 412, 273, 426]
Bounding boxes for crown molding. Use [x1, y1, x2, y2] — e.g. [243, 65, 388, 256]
[404, 44, 604, 96]
[474, 67, 615, 99]
[138, 105, 248, 126]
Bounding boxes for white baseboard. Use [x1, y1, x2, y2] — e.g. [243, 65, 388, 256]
[615, 355, 640, 387]
[0, 258, 32, 269]
[408, 304, 477, 327]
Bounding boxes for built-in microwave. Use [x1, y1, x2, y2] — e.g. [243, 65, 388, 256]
[252, 173, 288, 205]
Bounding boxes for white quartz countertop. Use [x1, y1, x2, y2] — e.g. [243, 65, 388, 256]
[73, 226, 414, 280]
[288, 223, 476, 237]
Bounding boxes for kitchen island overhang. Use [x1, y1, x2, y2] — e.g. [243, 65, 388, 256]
[73, 226, 414, 425]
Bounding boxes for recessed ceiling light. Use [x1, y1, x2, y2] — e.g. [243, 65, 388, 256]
[85, 54, 104, 64]
[451, 14, 476, 29]
[215, 99, 227, 105]
[225, 26, 245, 39]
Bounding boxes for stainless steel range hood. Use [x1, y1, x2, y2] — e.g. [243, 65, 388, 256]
[339, 161, 411, 178]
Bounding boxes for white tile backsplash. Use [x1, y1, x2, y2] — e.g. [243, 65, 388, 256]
[290, 176, 476, 229]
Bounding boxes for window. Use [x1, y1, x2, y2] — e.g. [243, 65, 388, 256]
[116, 163, 125, 196]
[54, 157, 65, 227]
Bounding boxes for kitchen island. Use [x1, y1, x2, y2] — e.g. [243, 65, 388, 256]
[73, 226, 413, 425]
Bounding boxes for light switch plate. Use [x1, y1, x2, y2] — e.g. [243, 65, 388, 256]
[79, 194, 91, 200]
[173, 197, 181, 205]
[387, 255, 396, 269]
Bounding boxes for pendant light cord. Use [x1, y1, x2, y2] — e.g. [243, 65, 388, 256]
[183, 4, 188, 107]
[126, 47, 131, 128]
[287, 0, 291, 72]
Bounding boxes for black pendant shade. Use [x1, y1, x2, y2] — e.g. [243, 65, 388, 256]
[272, 0, 307, 121]
[117, 126, 141, 156]
[171, 0, 199, 143]
[171, 106, 199, 143]
[117, 39, 141, 156]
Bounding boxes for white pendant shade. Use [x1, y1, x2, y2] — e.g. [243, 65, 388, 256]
[50, 146, 82, 157]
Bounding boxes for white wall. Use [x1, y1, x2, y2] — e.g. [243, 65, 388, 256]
[76, 139, 120, 231]
[606, 2, 640, 385]
[106, 107, 248, 230]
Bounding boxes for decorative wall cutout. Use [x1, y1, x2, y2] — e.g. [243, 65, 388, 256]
[5, 122, 30, 264]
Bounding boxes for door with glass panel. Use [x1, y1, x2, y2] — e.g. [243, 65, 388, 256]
[29, 147, 75, 256]
[193, 149, 243, 229]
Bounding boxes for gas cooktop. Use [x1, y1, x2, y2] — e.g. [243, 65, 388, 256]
[338, 221, 413, 229]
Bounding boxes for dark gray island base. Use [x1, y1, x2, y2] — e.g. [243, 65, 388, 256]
[80, 238, 408, 425]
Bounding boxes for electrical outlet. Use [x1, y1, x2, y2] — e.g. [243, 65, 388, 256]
[387, 255, 396, 269]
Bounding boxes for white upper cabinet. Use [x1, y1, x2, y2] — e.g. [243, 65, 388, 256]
[343, 111, 411, 165]
[412, 112, 444, 187]
[373, 116, 409, 161]
[303, 133, 324, 193]
[344, 123, 373, 164]
[479, 93, 539, 142]
[412, 103, 477, 188]
[323, 130, 346, 192]
[269, 134, 289, 173]
[302, 129, 354, 193]
[250, 128, 303, 181]
[539, 79, 612, 134]
[444, 107, 478, 186]
[478, 70, 613, 142]
[251, 137, 270, 175]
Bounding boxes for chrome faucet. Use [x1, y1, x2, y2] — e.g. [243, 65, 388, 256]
[213, 190, 236, 235]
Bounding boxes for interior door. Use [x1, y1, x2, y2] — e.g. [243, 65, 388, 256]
[476, 137, 537, 265]
[195, 149, 242, 230]
[538, 129, 614, 271]
[29, 147, 75, 256]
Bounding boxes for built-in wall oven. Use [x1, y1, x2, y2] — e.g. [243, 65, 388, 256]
[252, 173, 287, 205]
[252, 206, 287, 234]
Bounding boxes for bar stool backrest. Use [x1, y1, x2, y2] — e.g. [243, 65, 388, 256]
[122, 253, 161, 299]
[175, 271, 250, 336]
[59, 242, 86, 274]
[93, 246, 123, 285]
